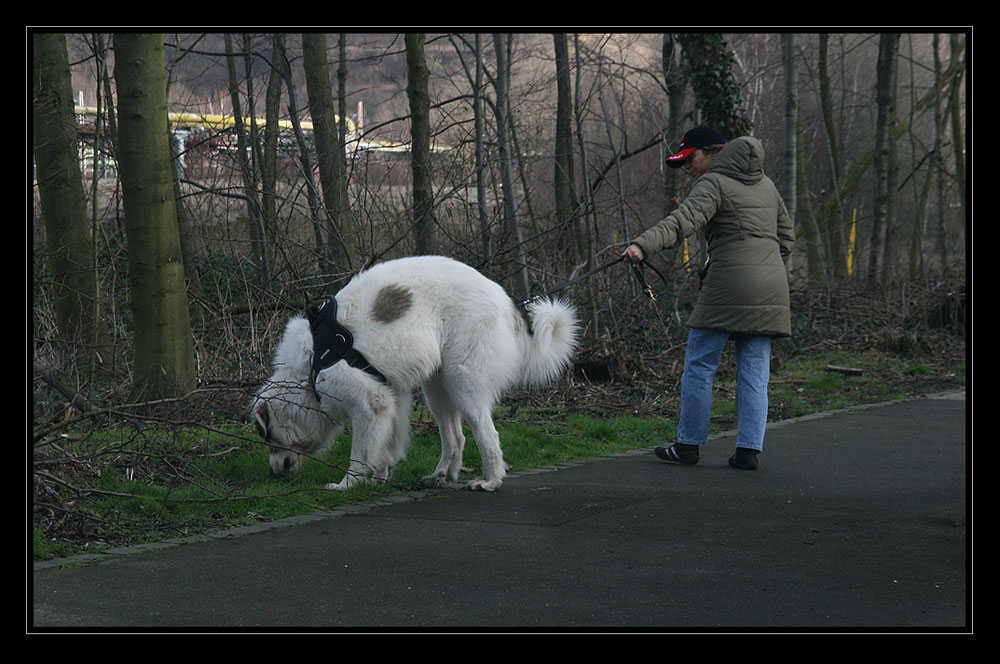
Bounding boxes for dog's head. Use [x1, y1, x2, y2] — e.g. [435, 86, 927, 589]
[252, 317, 344, 476]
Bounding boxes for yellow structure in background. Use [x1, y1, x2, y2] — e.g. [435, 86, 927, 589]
[74, 105, 356, 134]
[847, 207, 857, 277]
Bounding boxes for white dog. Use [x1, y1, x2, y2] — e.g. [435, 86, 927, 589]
[251, 256, 578, 491]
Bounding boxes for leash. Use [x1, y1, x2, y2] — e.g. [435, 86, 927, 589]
[517, 254, 670, 309]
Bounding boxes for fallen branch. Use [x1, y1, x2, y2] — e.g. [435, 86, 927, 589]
[33, 361, 93, 413]
[826, 364, 864, 376]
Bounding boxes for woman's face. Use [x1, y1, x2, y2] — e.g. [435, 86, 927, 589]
[683, 148, 715, 179]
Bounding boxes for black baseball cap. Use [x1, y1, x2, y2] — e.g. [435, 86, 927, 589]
[665, 126, 726, 168]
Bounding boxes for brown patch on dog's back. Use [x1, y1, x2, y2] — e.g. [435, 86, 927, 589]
[372, 284, 413, 324]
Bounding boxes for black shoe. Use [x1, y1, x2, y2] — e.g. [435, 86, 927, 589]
[728, 447, 759, 470]
[655, 443, 699, 466]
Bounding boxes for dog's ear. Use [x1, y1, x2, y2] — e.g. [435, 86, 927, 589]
[254, 401, 270, 439]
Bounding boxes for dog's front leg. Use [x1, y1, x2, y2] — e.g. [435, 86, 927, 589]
[325, 374, 396, 490]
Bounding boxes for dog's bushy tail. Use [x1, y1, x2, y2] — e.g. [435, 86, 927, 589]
[519, 298, 579, 387]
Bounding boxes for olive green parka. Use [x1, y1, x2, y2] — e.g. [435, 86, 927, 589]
[631, 136, 795, 337]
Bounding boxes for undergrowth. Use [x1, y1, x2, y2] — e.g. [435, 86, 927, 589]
[32, 284, 966, 563]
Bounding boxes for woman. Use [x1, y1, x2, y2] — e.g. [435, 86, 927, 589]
[624, 127, 795, 470]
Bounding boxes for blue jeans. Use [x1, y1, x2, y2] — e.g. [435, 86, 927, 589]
[676, 328, 772, 452]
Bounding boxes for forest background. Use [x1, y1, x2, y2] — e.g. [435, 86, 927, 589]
[31, 32, 968, 554]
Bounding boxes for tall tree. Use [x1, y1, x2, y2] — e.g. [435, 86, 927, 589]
[492, 33, 529, 302]
[405, 33, 436, 255]
[869, 33, 899, 285]
[473, 34, 490, 271]
[947, 34, 966, 226]
[303, 32, 355, 280]
[273, 36, 327, 274]
[552, 34, 579, 260]
[33, 33, 112, 373]
[676, 33, 751, 139]
[573, 34, 599, 343]
[224, 33, 267, 286]
[335, 34, 356, 267]
[781, 34, 798, 277]
[113, 33, 196, 399]
[661, 34, 686, 213]
[932, 33, 949, 281]
[260, 33, 284, 276]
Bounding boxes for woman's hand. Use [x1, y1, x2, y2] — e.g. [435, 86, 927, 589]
[623, 243, 645, 263]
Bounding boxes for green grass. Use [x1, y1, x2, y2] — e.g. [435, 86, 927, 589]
[33, 345, 965, 562]
[32, 411, 676, 561]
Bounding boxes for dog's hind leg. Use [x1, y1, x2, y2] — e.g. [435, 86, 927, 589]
[372, 387, 413, 484]
[421, 373, 466, 487]
[461, 404, 506, 492]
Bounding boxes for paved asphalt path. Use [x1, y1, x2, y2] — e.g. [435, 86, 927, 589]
[31, 392, 968, 633]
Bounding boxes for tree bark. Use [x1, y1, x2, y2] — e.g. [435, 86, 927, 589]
[33, 32, 112, 373]
[406, 33, 436, 255]
[817, 34, 845, 279]
[781, 34, 798, 278]
[225, 34, 267, 286]
[260, 33, 284, 273]
[303, 32, 354, 280]
[113, 33, 196, 399]
[869, 33, 899, 285]
[492, 33, 529, 303]
[473, 35, 490, 272]
[553, 34, 580, 262]
[275, 38, 327, 274]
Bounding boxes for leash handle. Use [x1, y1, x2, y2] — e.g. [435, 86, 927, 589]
[626, 259, 659, 301]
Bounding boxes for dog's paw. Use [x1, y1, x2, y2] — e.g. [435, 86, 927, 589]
[467, 477, 502, 492]
[371, 466, 394, 484]
[421, 472, 450, 488]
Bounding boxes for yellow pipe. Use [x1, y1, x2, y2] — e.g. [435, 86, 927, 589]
[74, 105, 356, 134]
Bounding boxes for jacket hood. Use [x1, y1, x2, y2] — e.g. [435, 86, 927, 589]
[707, 136, 765, 185]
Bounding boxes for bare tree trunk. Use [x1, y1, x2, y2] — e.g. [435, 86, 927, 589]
[113, 33, 196, 399]
[225, 34, 267, 286]
[275, 37, 327, 274]
[406, 33, 436, 255]
[597, 62, 630, 253]
[553, 34, 579, 263]
[33, 32, 112, 373]
[303, 33, 354, 281]
[170, 138, 204, 328]
[260, 33, 283, 273]
[473, 34, 490, 272]
[869, 33, 899, 286]
[335, 34, 357, 269]
[492, 33, 529, 303]
[573, 34, 599, 344]
[932, 33, 949, 281]
[661, 34, 685, 212]
[948, 34, 966, 223]
[660, 33, 688, 277]
[795, 118, 826, 283]
[817, 34, 845, 279]
[781, 34, 798, 279]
